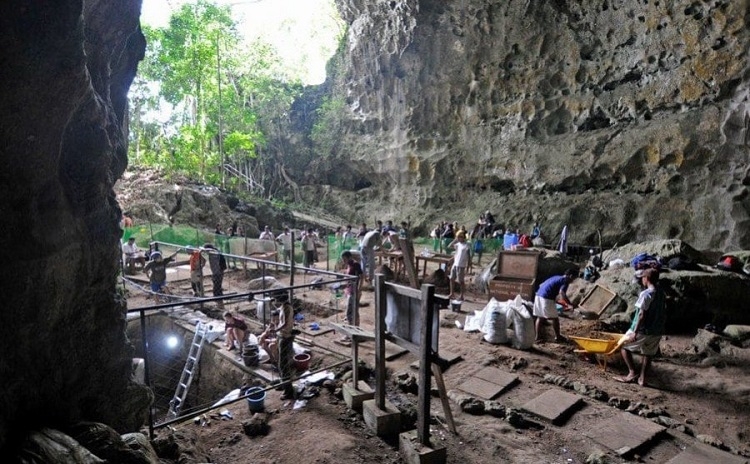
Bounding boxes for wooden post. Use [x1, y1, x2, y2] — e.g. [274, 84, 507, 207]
[290, 231, 295, 287]
[401, 237, 419, 289]
[417, 283, 435, 445]
[351, 339, 359, 387]
[431, 363, 457, 434]
[374, 273, 387, 409]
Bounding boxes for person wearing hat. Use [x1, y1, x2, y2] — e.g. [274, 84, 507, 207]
[143, 248, 180, 300]
[615, 268, 666, 386]
[447, 231, 470, 302]
[122, 237, 146, 275]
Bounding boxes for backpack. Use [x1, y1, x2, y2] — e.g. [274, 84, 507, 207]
[631, 252, 661, 270]
[717, 255, 742, 272]
[219, 254, 227, 271]
[519, 234, 532, 248]
[667, 255, 699, 271]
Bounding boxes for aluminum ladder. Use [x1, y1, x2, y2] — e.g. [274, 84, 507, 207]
[168, 321, 209, 418]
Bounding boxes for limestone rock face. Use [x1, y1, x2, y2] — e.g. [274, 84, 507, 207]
[0, 0, 147, 453]
[306, 0, 750, 252]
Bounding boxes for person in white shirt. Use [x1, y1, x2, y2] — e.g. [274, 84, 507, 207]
[302, 228, 317, 268]
[448, 232, 471, 301]
[276, 227, 293, 264]
[122, 237, 146, 274]
[360, 229, 382, 283]
[259, 225, 274, 240]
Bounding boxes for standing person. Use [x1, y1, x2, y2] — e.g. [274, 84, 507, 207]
[302, 228, 317, 269]
[441, 223, 455, 254]
[275, 300, 296, 401]
[530, 222, 541, 240]
[615, 268, 666, 386]
[533, 269, 576, 343]
[341, 251, 363, 326]
[189, 247, 206, 296]
[223, 311, 248, 351]
[204, 243, 227, 301]
[503, 228, 518, 250]
[356, 222, 368, 245]
[276, 227, 293, 264]
[360, 228, 382, 284]
[342, 224, 355, 245]
[448, 232, 470, 301]
[143, 249, 180, 300]
[430, 223, 442, 252]
[259, 225, 274, 241]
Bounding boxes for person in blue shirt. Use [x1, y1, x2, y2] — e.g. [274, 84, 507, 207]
[533, 269, 577, 343]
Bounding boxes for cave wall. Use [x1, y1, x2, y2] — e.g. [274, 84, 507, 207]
[301, 0, 750, 252]
[0, 0, 148, 453]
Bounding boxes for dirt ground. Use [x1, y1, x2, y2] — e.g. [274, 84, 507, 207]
[125, 254, 750, 464]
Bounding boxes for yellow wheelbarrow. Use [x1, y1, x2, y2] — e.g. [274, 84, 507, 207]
[569, 332, 628, 372]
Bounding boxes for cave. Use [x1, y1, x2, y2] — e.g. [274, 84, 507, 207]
[3, 0, 750, 461]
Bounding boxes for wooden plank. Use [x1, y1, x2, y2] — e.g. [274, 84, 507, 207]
[374, 274, 387, 409]
[496, 250, 540, 279]
[417, 284, 435, 445]
[586, 412, 666, 456]
[431, 363, 457, 434]
[298, 326, 334, 337]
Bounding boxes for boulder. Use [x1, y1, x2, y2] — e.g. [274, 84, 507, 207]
[723, 325, 750, 342]
[587, 263, 750, 331]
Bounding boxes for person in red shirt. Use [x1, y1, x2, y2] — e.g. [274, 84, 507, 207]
[223, 312, 248, 351]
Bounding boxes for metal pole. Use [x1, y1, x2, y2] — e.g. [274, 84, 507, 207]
[139, 309, 154, 440]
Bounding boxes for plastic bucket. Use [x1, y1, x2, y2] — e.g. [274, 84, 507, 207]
[246, 387, 266, 413]
[293, 353, 311, 371]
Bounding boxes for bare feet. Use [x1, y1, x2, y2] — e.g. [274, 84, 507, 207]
[613, 374, 637, 384]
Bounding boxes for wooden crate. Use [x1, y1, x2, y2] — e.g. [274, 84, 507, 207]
[489, 277, 536, 301]
[488, 251, 540, 301]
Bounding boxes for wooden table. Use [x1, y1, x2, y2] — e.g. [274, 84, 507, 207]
[415, 253, 454, 279]
[375, 249, 406, 278]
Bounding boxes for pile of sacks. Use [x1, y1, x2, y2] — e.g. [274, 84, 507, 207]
[463, 296, 535, 349]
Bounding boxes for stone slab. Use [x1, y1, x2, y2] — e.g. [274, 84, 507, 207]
[586, 412, 666, 456]
[665, 442, 749, 464]
[474, 367, 519, 389]
[456, 367, 520, 400]
[399, 430, 447, 464]
[457, 377, 507, 400]
[521, 390, 583, 425]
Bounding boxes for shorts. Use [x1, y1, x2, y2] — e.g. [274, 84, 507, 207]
[622, 333, 661, 356]
[533, 296, 558, 319]
[449, 265, 465, 281]
[150, 281, 165, 293]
